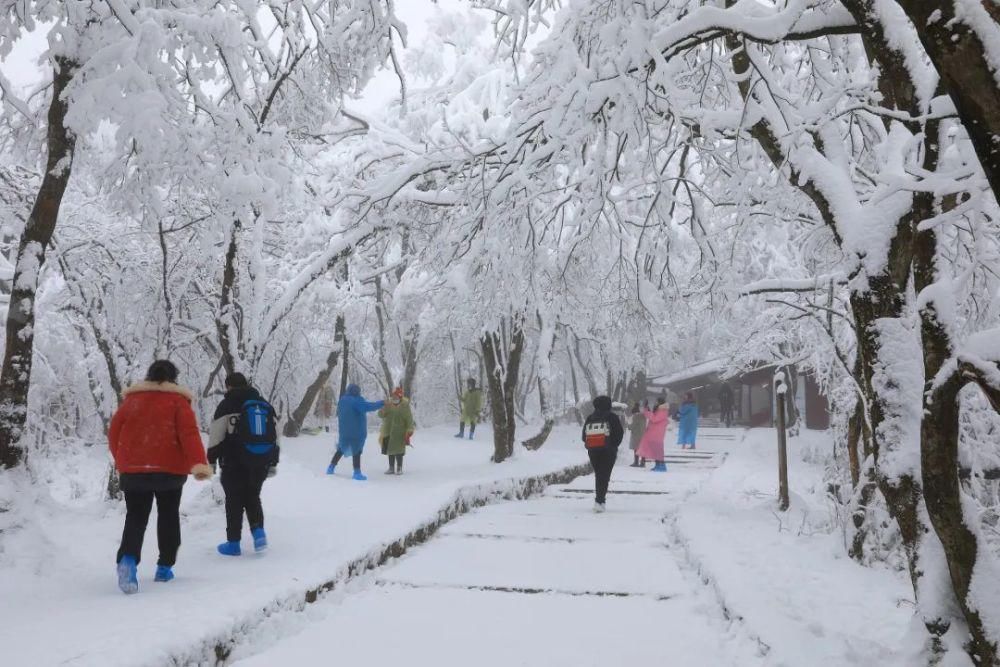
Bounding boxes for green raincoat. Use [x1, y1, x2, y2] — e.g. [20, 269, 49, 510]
[461, 389, 483, 424]
[379, 398, 415, 456]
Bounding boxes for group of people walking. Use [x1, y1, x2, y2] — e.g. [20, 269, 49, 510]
[107, 358, 696, 591]
[107, 360, 420, 596]
[109, 361, 280, 594]
[583, 392, 700, 512]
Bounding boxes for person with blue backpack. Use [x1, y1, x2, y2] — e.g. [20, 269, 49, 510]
[208, 373, 280, 556]
[326, 383, 384, 480]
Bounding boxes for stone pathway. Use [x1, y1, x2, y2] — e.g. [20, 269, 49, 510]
[234, 443, 761, 667]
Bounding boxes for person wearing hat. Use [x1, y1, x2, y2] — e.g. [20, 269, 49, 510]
[378, 387, 416, 475]
[108, 359, 213, 594]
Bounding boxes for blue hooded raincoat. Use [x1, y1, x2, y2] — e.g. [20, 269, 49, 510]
[337, 384, 384, 456]
[677, 401, 699, 445]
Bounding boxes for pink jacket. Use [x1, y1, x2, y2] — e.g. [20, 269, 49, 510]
[636, 406, 669, 461]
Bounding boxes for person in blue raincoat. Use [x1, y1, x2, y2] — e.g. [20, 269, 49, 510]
[676, 392, 699, 450]
[326, 384, 384, 480]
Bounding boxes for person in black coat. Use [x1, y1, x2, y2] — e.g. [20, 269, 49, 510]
[581, 395, 624, 513]
[208, 373, 280, 556]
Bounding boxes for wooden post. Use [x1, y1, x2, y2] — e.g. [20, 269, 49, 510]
[775, 371, 790, 511]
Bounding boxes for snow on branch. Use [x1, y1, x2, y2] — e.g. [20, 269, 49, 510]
[650, 0, 857, 61]
[741, 274, 846, 295]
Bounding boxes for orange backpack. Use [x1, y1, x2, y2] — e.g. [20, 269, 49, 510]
[584, 421, 611, 448]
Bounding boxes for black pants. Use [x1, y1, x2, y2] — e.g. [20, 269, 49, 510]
[588, 447, 617, 505]
[721, 404, 733, 426]
[388, 454, 404, 471]
[457, 422, 476, 436]
[331, 451, 362, 470]
[221, 466, 269, 542]
[117, 473, 185, 567]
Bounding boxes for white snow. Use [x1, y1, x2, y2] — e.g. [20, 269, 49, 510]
[0, 426, 584, 666]
[674, 429, 915, 666]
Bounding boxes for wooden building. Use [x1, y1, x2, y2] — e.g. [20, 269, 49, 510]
[647, 359, 830, 430]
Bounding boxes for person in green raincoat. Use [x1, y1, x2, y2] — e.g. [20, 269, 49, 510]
[454, 378, 483, 440]
[379, 387, 415, 475]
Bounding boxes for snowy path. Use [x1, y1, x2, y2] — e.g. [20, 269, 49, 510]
[231, 442, 763, 667]
[0, 426, 589, 666]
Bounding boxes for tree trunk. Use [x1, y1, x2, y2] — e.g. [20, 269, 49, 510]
[217, 222, 240, 376]
[522, 377, 554, 450]
[913, 132, 999, 665]
[892, 0, 1000, 201]
[566, 339, 580, 405]
[482, 322, 524, 463]
[846, 397, 864, 488]
[573, 334, 599, 399]
[374, 276, 394, 393]
[400, 324, 419, 399]
[283, 346, 341, 438]
[336, 315, 349, 396]
[0, 58, 77, 469]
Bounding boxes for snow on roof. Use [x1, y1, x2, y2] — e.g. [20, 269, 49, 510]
[649, 358, 726, 386]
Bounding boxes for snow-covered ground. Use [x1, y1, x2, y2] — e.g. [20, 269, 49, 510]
[229, 443, 764, 667]
[0, 425, 586, 666]
[674, 429, 915, 666]
[1, 425, 924, 667]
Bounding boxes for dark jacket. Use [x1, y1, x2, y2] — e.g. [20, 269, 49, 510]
[208, 386, 280, 469]
[581, 396, 624, 449]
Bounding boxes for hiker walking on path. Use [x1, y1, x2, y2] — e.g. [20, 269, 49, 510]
[637, 397, 669, 472]
[328, 384, 384, 480]
[582, 395, 624, 513]
[379, 387, 415, 475]
[628, 402, 646, 467]
[718, 383, 734, 427]
[455, 378, 483, 440]
[108, 360, 213, 594]
[677, 392, 700, 450]
[208, 373, 280, 557]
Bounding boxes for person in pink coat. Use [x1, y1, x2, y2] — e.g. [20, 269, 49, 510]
[637, 397, 669, 472]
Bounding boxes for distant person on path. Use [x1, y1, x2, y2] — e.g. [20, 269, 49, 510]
[208, 373, 280, 557]
[718, 383, 734, 427]
[327, 384, 384, 480]
[314, 384, 335, 432]
[108, 360, 213, 594]
[582, 395, 624, 513]
[677, 392, 700, 450]
[628, 402, 646, 467]
[637, 397, 669, 472]
[455, 378, 483, 440]
[379, 387, 415, 475]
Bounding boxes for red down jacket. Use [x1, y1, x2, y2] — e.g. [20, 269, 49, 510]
[109, 382, 208, 475]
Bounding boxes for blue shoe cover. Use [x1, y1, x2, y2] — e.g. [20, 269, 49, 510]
[117, 555, 139, 594]
[252, 527, 268, 552]
[352, 470, 367, 481]
[154, 565, 174, 582]
[326, 463, 336, 475]
[217, 540, 241, 556]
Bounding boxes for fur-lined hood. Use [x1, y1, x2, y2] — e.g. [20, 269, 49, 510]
[123, 381, 194, 402]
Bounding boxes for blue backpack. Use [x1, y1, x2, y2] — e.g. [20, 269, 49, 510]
[234, 399, 277, 468]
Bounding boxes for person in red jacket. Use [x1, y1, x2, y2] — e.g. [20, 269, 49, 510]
[108, 360, 213, 594]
